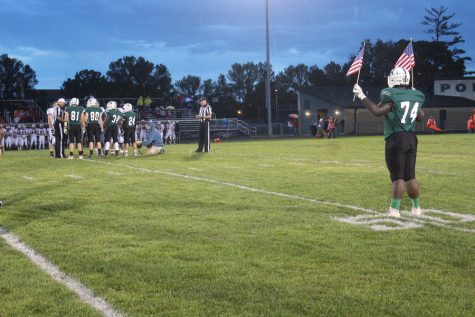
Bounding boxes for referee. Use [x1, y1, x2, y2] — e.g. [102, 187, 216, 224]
[195, 96, 212, 153]
[54, 98, 67, 158]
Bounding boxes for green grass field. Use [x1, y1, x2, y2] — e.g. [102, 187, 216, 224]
[1, 135, 475, 317]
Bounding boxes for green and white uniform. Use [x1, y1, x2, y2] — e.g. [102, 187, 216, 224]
[380, 88, 425, 140]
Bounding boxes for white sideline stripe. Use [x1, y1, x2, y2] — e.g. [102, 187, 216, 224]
[85, 160, 378, 214]
[0, 228, 125, 317]
[187, 167, 204, 171]
[85, 160, 475, 234]
[22, 176, 34, 181]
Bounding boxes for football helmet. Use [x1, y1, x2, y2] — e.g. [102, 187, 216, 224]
[106, 101, 117, 110]
[69, 98, 79, 106]
[388, 67, 410, 88]
[123, 103, 133, 112]
[86, 97, 99, 107]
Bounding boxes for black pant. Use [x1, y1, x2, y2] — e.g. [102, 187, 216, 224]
[197, 121, 210, 152]
[54, 122, 66, 158]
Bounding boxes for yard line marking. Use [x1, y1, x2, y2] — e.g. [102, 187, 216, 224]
[84, 160, 475, 234]
[0, 227, 126, 317]
[187, 167, 204, 171]
[65, 174, 84, 179]
[22, 176, 34, 181]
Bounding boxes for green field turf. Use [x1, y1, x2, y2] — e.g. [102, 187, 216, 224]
[1, 135, 475, 317]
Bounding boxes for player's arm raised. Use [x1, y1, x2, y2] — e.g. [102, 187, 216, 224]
[353, 84, 392, 116]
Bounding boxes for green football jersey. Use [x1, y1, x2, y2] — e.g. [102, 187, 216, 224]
[105, 109, 122, 127]
[84, 106, 103, 125]
[380, 87, 425, 140]
[122, 111, 137, 128]
[65, 106, 84, 126]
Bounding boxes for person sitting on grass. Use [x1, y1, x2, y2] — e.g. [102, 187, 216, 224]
[136, 120, 164, 155]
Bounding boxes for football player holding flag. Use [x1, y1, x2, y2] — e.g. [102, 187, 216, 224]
[353, 67, 425, 218]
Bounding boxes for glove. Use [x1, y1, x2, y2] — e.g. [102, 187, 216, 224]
[64, 127, 68, 135]
[353, 84, 366, 100]
[50, 128, 55, 136]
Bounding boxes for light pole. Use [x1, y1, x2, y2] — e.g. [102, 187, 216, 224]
[265, 0, 272, 136]
[274, 89, 278, 121]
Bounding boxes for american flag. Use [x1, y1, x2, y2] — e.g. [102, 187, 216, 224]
[346, 46, 365, 76]
[395, 42, 415, 70]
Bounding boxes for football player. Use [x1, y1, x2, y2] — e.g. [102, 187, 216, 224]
[82, 97, 104, 158]
[5, 125, 13, 150]
[64, 98, 84, 159]
[104, 101, 122, 157]
[121, 103, 138, 156]
[46, 102, 57, 157]
[38, 124, 46, 150]
[353, 67, 425, 218]
[30, 124, 38, 150]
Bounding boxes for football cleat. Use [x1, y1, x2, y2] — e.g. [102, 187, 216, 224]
[411, 207, 422, 216]
[385, 208, 401, 218]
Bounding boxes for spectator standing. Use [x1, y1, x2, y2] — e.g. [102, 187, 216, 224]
[468, 116, 475, 133]
[316, 117, 325, 138]
[327, 117, 336, 138]
[136, 96, 144, 108]
[144, 96, 152, 109]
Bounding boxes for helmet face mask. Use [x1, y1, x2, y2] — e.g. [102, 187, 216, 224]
[123, 103, 133, 112]
[388, 67, 410, 88]
[106, 101, 117, 110]
[86, 98, 98, 107]
[69, 98, 79, 106]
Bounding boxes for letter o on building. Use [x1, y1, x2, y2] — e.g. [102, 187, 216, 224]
[456, 84, 466, 92]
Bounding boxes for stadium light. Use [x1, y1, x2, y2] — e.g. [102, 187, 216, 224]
[335, 110, 341, 116]
[265, 0, 272, 136]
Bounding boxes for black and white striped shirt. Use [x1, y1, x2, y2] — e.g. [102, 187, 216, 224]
[198, 104, 212, 122]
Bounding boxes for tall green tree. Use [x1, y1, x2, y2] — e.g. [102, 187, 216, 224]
[421, 6, 470, 61]
[107, 56, 172, 98]
[174, 75, 201, 97]
[61, 69, 108, 98]
[0, 54, 37, 99]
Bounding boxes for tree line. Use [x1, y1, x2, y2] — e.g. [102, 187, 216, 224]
[0, 6, 471, 119]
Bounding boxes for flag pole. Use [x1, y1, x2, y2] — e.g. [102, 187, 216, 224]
[410, 38, 414, 88]
[353, 41, 365, 102]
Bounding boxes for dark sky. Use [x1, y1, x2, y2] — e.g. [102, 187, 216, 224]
[1, 0, 473, 89]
